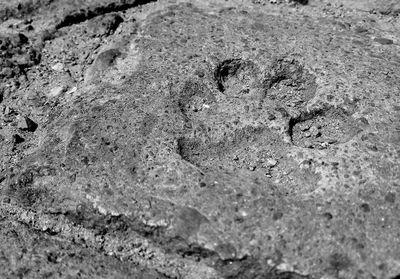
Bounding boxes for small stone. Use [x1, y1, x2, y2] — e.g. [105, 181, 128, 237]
[48, 86, 66, 98]
[300, 124, 310, 131]
[374, 37, 394, 45]
[26, 91, 38, 100]
[366, 144, 378, 152]
[2, 197, 10, 203]
[320, 142, 329, 148]
[239, 210, 248, 217]
[4, 106, 12, 115]
[304, 140, 313, 148]
[66, 86, 77, 95]
[194, 69, 205, 77]
[51, 62, 64, 72]
[266, 158, 277, 167]
[0, 67, 14, 78]
[18, 116, 38, 132]
[310, 125, 320, 137]
[357, 117, 369, 125]
[354, 26, 368, 33]
[276, 262, 294, 272]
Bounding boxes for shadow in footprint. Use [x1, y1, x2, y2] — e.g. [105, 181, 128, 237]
[214, 58, 260, 97]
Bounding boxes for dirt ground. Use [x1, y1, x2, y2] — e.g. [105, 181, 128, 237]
[0, 0, 400, 278]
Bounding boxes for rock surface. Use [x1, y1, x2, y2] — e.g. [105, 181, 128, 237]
[0, 0, 400, 278]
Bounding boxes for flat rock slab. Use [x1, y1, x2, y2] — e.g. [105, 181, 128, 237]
[0, 0, 400, 278]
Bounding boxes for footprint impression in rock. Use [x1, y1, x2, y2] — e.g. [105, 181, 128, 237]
[214, 58, 260, 97]
[176, 56, 360, 173]
[177, 78, 216, 120]
[177, 58, 286, 171]
[261, 57, 359, 149]
[289, 106, 361, 149]
[262, 57, 317, 111]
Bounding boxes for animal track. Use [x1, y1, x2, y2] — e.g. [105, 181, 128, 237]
[176, 57, 319, 172]
[177, 79, 216, 119]
[177, 126, 284, 172]
[214, 58, 260, 97]
[262, 57, 316, 109]
[289, 106, 360, 149]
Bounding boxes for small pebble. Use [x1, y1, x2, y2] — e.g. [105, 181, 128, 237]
[304, 141, 314, 148]
[51, 62, 64, 72]
[374, 37, 393, 45]
[266, 158, 277, 167]
[4, 106, 11, 115]
[66, 86, 78, 95]
[354, 26, 368, 33]
[319, 142, 329, 149]
[310, 126, 320, 137]
[48, 86, 66, 97]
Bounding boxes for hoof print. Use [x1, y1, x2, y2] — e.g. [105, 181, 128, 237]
[214, 58, 259, 96]
[263, 58, 316, 108]
[289, 106, 359, 149]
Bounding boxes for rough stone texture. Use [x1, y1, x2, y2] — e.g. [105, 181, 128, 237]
[0, 0, 400, 278]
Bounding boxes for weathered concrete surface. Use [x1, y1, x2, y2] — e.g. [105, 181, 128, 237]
[0, 0, 400, 278]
